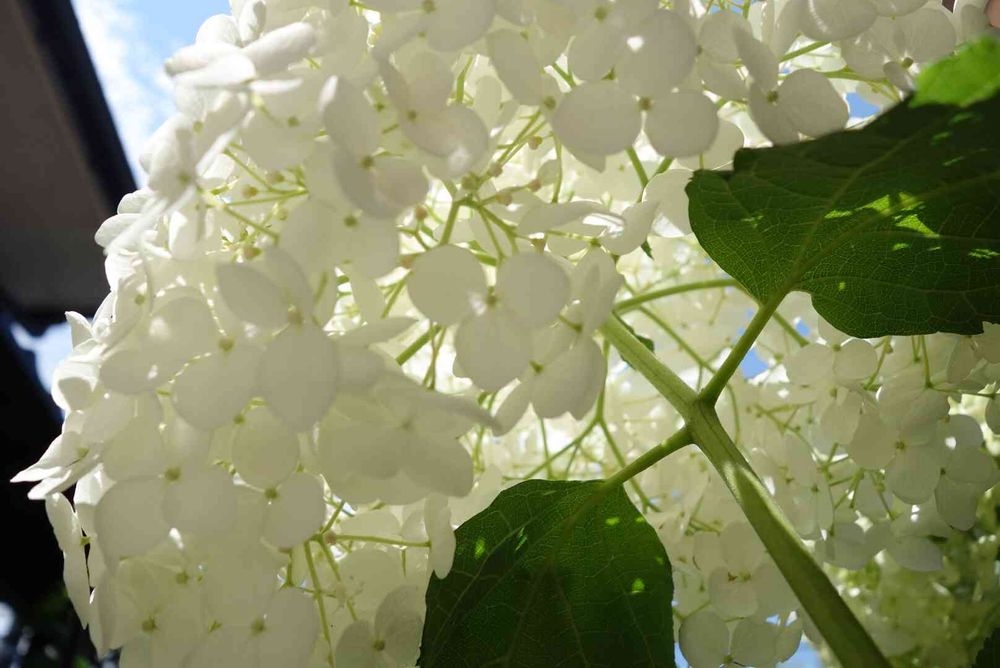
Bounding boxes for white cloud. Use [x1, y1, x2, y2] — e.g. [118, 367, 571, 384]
[71, 0, 176, 184]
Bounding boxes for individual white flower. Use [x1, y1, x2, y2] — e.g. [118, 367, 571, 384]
[933, 415, 999, 530]
[551, 81, 642, 162]
[334, 585, 423, 668]
[368, 0, 496, 53]
[679, 610, 802, 668]
[408, 246, 570, 391]
[845, 8, 957, 91]
[486, 28, 548, 106]
[753, 435, 833, 538]
[380, 55, 490, 178]
[319, 376, 492, 499]
[821, 521, 886, 570]
[187, 587, 318, 668]
[704, 522, 791, 618]
[644, 90, 720, 159]
[747, 67, 849, 145]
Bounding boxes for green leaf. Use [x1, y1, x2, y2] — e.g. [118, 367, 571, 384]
[641, 240, 655, 260]
[688, 39, 1000, 338]
[914, 38, 1000, 108]
[974, 626, 1000, 667]
[419, 479, 675, 667]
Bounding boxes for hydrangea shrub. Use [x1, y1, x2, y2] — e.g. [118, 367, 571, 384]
[16, 1, 1000, 667]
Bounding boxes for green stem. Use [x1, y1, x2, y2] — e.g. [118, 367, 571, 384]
[772, 310, 810, 347]
[439, 199, 463, 245]
[302, 543, 335, 666]
[626, 147, 649, 189]
[780, 41, 830, 62]
[335, 534, 430, 548]
[688, 402, 889, 668]
[598, 419, 657, 510]
[603, 428, 691, 489]
[615, 279, 739, 314]
[600, 315, 697, 420]
[701, 294, 784, 404]
[602, 318, 890, 668]
[396, 325, 440, 365]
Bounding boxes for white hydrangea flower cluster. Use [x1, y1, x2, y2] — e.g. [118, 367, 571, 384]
[16, 0, 999, 666]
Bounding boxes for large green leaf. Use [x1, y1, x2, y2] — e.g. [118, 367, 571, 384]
[688, 39, 1000, 338]
[419, 480, 675, 667]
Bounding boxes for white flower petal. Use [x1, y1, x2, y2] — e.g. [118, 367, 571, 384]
[552, 82, 641, 157]
[900, 8, 956, 63]
[175, 53, 257, 89]
[645, 169, 693, 235]
[731, 619, 777, 668]
[800, 0, 878, 40]
[887, 535, 942, 572]
[320, 76, 380, 157]
[495, 252, 569, 328]
[408, 245, 487, 325]
[425, 0, 496, 51]
[216, 262, 289, 328]
[487, 29, 544, 104]
[786, 343, 835, 386]
[601, 200, 657, 255]
[264, 472, 325, 548]
[372, 157, 430, 209]
[734, 30, 779, 92]
[698, 10, 749, 61]
[455, 309, 531, 392]
[334, 621, 378, 668]
[748, 84, 799, 145]
[535, 340, 605, 420]
[95, 477, 169, 563]
[172, 345, 260, 430]
[494, 381, 533, 435]
[163, 465, 238, 536]
[778, 69, 849, 138]
[519, 201, 602, 235]
[259, 324, 340, 431]
[233, 406, 300, 489]
[834, 339, 877, 381]
[257, 588, 319, 667]
[886, 447, 943, 503]
[645, 91, 719, 158]
[679, 610, 729, 668]
[403, 436, 474, 498]
[846, 412, 897, 470]
[375, 586, 424, 664]
[618, 10, 697, 98]
[935, 475, 980, 531]
[568, 21, 625, 82]
[243, 23, 316, 76]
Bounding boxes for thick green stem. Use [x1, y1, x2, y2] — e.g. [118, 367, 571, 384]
[603, 317, 890, 668]
[700, 294, 784, 404]
[600, 315, 697, 420]
[688, 402, 889, 668]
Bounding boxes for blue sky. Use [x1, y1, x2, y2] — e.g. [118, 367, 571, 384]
[69, 0, 228, 180]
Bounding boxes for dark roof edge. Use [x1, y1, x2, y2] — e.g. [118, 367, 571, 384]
[17, 0, 137, 212]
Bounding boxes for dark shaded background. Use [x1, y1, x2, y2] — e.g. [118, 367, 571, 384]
[1, 0, 133, 664]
